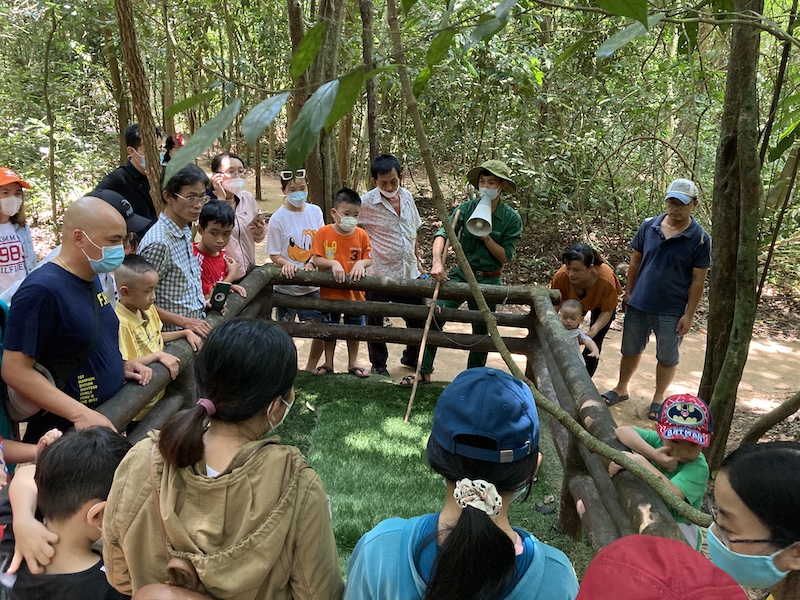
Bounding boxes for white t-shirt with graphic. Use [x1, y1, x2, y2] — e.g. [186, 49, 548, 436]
[266, 203, 324, 295]
[0, 222, 27, 293]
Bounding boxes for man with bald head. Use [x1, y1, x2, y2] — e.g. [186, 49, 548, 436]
[3, 196, 151, 440]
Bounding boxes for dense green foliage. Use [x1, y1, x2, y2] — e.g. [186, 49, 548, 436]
[1, 0, 799, 282]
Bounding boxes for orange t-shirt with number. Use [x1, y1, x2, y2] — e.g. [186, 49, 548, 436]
[311, 224, 372, 301]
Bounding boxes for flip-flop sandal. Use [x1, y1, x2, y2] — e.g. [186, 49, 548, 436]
[399, 374, 430, 387]
[348, 366, 369, 379]
[602, 390, 629, 406]
[314, 365, 334, 376]
[647, 402, 662, 421]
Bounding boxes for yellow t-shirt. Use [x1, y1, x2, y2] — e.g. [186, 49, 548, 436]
[115, 302, 165, 419]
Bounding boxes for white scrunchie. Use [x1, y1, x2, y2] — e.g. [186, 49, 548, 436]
[453, 478, 503, 518]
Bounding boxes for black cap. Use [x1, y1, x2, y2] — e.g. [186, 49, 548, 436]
[89, 189, 151, 233]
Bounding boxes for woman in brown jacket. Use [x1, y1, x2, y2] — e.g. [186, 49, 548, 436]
[103, 318, 344, 599]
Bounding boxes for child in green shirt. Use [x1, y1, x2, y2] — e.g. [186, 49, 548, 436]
[609, 393, 712, 549]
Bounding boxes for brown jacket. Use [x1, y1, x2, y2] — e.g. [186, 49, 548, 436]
[103, 434, 343, 600]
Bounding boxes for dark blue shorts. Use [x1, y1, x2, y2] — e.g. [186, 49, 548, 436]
[323, 312, 366, 326]
[275, 290, 324, 323]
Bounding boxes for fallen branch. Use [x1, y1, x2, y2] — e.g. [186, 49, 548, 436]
[740, 389, 800, 445]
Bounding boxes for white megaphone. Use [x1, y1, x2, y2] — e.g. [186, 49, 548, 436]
[466, 195, 493, 236]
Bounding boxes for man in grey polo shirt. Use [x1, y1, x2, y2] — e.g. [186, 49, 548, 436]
[602, 179, 711, 420]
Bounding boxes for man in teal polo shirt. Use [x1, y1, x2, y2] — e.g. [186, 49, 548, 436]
[400, 160, 522, 386]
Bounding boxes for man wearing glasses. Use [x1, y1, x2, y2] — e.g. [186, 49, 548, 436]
[138, 164, 212, 337]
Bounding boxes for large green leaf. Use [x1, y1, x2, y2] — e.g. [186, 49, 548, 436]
[678, 21, 698, 55]
[164, 90, 217, 120]
[163, 99, 242, 187]
[413, 66, 433, 96]
[290, 21, 327, 80]
[495, 0, 519, 20]
[465, 17, 505, 52]
[402, 0, 419, 14]
[595, 0, 648, 26]
[241, 92, 290, 146]
[426, 28, 456, 67]
[596, 13, 664, 58]
[326, 69, 365, 130]
[285, 81, 338, 170]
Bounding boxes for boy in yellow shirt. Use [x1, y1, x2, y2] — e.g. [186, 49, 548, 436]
[114, 255, 202, 423]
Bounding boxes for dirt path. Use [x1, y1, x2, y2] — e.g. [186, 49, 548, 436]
[297, 316, 799, 447]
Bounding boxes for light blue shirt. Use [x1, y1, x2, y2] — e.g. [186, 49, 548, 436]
[344, 514, 578, 600]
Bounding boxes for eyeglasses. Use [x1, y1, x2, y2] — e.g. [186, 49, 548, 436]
[710, 508, 775, 545]
[175, 193, 211, 205]
[219, 169, 246, 177]
[280, 169, 306, 181]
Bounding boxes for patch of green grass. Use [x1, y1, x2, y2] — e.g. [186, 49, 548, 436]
[279, 372, 594, 576]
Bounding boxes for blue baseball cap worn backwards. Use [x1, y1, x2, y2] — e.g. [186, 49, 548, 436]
[431, 367, 539, 464]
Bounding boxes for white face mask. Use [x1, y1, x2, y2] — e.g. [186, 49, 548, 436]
[479, 187, 500, 201]
[338, 216, 358, 232]
[379, 187, 398, 199]
[0, 195, 22, 217]
[267, 396, 294, 433]
[222, 177, 245, 195]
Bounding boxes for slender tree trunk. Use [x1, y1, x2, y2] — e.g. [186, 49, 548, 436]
[114, 0, 164, 211]
[102, 28, 130, 165]
[286, 0, 346, 217]
[162, 2, 176, 136]
[43, 8, 60, 239]
[337, 112, 354, 185]
[700, 0, 764, 469]
[360, 0, 378, 163]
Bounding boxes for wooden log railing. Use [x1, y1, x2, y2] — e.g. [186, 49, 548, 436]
[100, 264, 688, 548]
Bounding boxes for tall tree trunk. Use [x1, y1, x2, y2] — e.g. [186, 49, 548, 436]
[114, 0, 164, 212]
[286, 0, 346, 218]
[162, 2, 176, 136]
[102, 28, 130, 165]
[43, 8, 60, 239]
[337, 112, 354, 185]
[699, 0, 763, 470]
[360, 0, 378, 167]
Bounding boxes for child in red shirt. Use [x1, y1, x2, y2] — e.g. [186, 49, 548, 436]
[192, 200, 246, 300]
[311, 188, 372, 377]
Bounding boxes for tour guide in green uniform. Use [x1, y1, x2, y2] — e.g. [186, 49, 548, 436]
[400, 160, 522, 386]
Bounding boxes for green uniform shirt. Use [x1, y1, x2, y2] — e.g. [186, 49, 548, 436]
[634, 427, 710, 525]
[435, 198, 523, 277]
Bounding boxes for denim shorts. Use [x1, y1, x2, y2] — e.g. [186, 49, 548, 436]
[620, 305, 682, 366]
[323, 312, 366, 326]
[275, 290, 324, 322]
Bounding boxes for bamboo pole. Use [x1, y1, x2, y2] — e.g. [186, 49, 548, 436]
[404, 212, 459, 422]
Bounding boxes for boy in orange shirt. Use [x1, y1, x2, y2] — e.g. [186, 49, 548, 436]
[311, 188, 372, 377]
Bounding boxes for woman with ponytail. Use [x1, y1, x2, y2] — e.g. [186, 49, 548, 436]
[103, 318, 343, 599]
[344, 368, 578, 600]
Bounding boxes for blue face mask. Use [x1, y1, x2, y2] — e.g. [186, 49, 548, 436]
[286, 191, 308, 207]
[707, 524, 793, 588]
[132, 149, 146, 169]
[81, 231, 126, 274]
